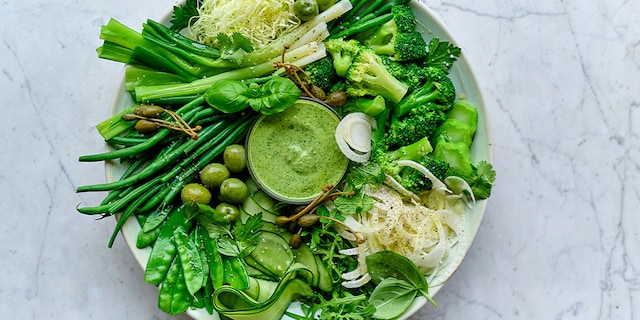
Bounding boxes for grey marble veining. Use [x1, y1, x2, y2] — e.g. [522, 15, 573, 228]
[1, 0, 638, 319]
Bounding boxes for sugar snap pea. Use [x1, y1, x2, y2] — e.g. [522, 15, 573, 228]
[158, 256, 192, 315]
[145, 205, 193, 285]
[173, 226, 205, 296]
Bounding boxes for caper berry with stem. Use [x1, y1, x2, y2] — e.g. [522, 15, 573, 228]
[135, 104, 165, 118]
[297, 214, 320, 227]
[289, 229, 303, 249]
[135, 119, 160, 133]
[325, 90, 347, 107]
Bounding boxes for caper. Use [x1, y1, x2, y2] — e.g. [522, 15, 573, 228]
[134, 119, 160, 133]
[297, 214, 321, 227]
[325, 90, 347, 107]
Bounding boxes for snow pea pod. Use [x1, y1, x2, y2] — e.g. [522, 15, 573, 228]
[202, 229, 225, 290]
[158, 256, 192, 315]
[145, 205, 193, 285]
[223, 256, 250, 290]
[136, 221, 162, 248]
[173, 226, 205, 296]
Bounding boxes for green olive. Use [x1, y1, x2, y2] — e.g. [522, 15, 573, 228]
[181, 183, 212, 205]
[223, 144, 247, 173]
[316, 0, 335, 11]
[219, 178, 249, 204]
[215, 202, 240, 224]
[200, 163, 231, 188]
[293, 0, 319, 22]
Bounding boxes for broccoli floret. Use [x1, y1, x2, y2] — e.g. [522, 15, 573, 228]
[393, 66, 455, 117]
[423, 37, 462, 72]
[329, 80, 348, 93]
[304, 56, 337, 92]
[398, 156, 450, 193]
[372, 136, 433, 176]
[386, 104, 447, 147]
[381, 55, 426, 91]
[325, 38, 363, 77]
[341, 95, 387, 116]
[345, 47, 409, 103]
[371, 135, 447, 193]
[367, 108, 447, 194]
[363, 5, 427, 62]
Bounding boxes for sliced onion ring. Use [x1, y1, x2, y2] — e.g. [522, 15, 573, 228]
[335, 112, 376, 162]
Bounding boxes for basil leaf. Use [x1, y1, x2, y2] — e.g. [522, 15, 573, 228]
[204, 79, 250, 113]
[368, 278, 418, 319]
[365, 250, 428, 290]
[250, 77, 300, 115]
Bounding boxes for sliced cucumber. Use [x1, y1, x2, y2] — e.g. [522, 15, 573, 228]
[246, 231, 294, 278]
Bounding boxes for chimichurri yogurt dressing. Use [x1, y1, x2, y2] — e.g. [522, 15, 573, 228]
[246, 99, 349, 203]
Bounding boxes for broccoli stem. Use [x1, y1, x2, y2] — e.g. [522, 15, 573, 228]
[388, 137, 433, 162]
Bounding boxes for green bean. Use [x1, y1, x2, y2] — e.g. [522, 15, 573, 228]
[107, 182, 162, 247]
[158, 256, 192, 315]
[108, 136, 150, 146]
[77, 115, 230, 192]
[160, 114, 256, 206]
[144, 205, 193, 285]
[78, 97, 205, 162]
[99, 156, 149, 206]
[173, 226, 205, 296]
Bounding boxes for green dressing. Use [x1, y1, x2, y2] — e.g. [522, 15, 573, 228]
[246, 99, 348, 204]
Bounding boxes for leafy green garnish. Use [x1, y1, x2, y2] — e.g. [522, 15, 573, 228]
[204, 77, 301, 115]
[233, 212, 263, 256]
[333, 192, 374, 216]
[365, 250, 438, 318]
[169, 0, 200, 31]
[424, 37, 462, 72]
[217, 32, 254, 60]
[368, 278, 419, 319]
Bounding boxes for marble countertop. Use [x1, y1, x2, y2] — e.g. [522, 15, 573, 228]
[2, 0, 638, 319]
